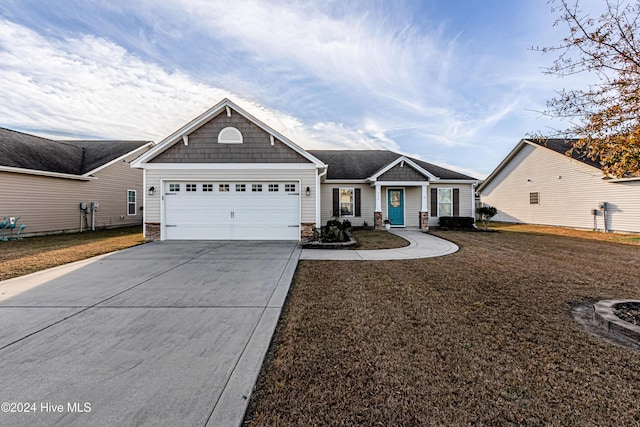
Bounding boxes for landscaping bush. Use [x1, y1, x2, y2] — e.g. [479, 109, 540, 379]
[477, 206, 498, 230]
[311, 219, 351, 243]
[438, 216, 475, 229]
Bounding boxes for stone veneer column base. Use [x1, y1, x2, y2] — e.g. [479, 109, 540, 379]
[419, 212, 429, 231]
[300, 223, 315, 239]
[145, 222, 161, 241]
[374, 212, 383, 230]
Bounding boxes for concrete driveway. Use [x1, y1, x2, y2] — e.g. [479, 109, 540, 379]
[0, 241, 299, 427]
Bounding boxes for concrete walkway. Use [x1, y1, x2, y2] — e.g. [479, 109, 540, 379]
[300, 229, 459, 260]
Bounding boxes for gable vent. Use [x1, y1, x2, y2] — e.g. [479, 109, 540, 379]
[218, 127, 243, 144]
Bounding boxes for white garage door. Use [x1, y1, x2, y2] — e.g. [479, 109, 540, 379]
[164, 181, 300, 240]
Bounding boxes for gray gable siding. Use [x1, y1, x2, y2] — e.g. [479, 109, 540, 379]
[150, 111, 310, 163]
[378, 163, 428, 181]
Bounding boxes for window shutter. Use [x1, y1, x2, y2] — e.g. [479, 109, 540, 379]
[355, 188, 361, 217]
[430, 188, 437, 217]
[333, 188, 340, 217]
[453, 188, 460, 216]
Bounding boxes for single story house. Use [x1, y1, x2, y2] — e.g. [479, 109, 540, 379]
[132, 98, 478, 241]
[478, 138, 640, 233]
[0, 127, 152, 236]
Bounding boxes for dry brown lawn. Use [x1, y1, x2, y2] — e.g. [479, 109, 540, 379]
[351, 229, 409, 250]
[245, 227, 640, 426]
[0, 226, 145, 281]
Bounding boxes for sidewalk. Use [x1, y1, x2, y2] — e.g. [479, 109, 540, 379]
[299, 229, 459, 260]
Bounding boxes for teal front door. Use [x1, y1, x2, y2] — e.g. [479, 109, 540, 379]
[387, 189, 404, 226]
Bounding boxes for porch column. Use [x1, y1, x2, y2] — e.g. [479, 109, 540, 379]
[419, 184, 429, 231]
[374, 183, 382, 229]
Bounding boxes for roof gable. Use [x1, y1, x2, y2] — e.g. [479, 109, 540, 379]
[132, 98, 326, 167]
[477, 138, 604, 193]
[0, 127, 149, 177]
[149, 109, 309, 164]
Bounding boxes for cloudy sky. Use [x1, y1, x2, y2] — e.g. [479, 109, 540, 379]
[0, 0, 598, 178]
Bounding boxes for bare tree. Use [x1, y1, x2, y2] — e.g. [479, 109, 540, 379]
[537, 0, 640, 177]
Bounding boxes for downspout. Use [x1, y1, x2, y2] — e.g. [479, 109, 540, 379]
[316, 166, 328, 228]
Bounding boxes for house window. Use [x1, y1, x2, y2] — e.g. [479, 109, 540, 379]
[169, 183, 180, 192]
[219, 184, 229, 192]
[127, 190, 136, 216]
[285, 184, 296, 192]
[218, 127, 243, 144]
[203, 184, 213, 192]
[340, 188, 354, 217]
[269, 184, 279, 192]
[252, 184, 263, 192]
[186, 184, 197, 192]
[530, 192, 540, 205]
[438, 188, 453, 216]
[236, 184, 246, 192]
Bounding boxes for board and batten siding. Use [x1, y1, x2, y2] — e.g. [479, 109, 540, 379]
[0, 154, 145, 236]
[480, 143, 640, 233]
[144, 168, 318, 224]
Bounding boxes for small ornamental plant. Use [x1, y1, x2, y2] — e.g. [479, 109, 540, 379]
[477, 206, 498, 230]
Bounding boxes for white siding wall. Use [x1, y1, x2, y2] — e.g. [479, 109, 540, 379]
[0, 154, 145, 236]
[145, 168, 317, 224]
[428, 183, 475, 227]
[480, 143, 640, 233]
[319, 184, 376, 226]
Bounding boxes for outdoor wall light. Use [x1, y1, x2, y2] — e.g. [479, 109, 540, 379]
[148, 186, 155, 196]
[305, 186, 311, 196]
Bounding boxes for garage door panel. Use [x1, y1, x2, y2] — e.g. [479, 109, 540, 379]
[164, 182, 300, 240]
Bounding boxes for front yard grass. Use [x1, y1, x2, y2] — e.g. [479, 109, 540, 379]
[351, 229, 409, 250]
[0, 226, 145, 281]
[245, 226, 640, 426]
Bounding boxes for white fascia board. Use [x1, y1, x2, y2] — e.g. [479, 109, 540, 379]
[323, 179, 368, 184]
[431, 179, 479, 185]
[369, 180, 432, 187]
[476, 140, 528, 193]
[368, 155, 438, 181]
[607, 176, 640, 182]
[143, 163, 318, 170]
[131, 98, 325, 168]
[84, 142, 154, 176]
[0, 166, 94, 181]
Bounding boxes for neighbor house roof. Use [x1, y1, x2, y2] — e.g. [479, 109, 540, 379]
[527, 139, 601, 169]
[308, 150, 476, 180]
[0, 127, 151, 177]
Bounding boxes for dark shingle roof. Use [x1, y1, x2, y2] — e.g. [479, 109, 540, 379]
[308, 150, 476, 180]
[527, 139, 602, 169]
[0, 127, 148, 175]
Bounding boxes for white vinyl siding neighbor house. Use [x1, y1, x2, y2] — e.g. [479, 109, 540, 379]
[0, 128, 152, 236]
[132, 98, 478, 241]
[478, 139, 640, 233]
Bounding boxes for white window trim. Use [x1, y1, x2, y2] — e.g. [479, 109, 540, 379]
[437, 187, 453, 217]
[218, 127, 243, 144]
[339, 187, 355, 218]
[127, 189, 137, 216]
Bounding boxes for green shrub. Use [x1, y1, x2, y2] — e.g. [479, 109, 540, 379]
[438, 216, 475, 229]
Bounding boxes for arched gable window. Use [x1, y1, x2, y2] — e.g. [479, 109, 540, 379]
[218, 127, 243, 144]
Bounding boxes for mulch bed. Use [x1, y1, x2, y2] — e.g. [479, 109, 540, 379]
[614, 302, 640, 326]
[244, 228, 640, 426]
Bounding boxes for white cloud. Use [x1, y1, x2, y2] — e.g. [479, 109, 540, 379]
[0, 19, 225, 140]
